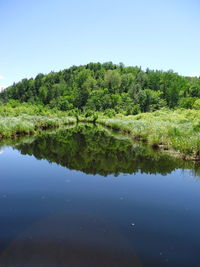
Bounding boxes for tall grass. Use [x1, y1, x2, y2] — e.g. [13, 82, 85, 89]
[98, 109, 200, 159]
[0, 103, 75, 138]
[1, 102, 200, 160]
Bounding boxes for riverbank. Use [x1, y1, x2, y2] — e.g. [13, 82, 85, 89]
[98, 109, 200, 161]
[0, 115, 75, 138]
[0, 103, 75, 138]
[0, 103, 200, 161]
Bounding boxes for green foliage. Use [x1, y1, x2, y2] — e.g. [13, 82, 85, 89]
[38, 86, 48, 104]
[99, 109, 200, 158]
[135, 89, 166, 112]
[0, 99, 200, 160]
[0, 103, 75, 137]
[104, 109, 116, 118]
[2, 62, 199, 114]
[178, 97, 198, 109]
[104, 70, 121, 93]
[49, 96, 73, 111]
[193, 99, 200, 110]
[189, 78, 200, 97]
[14, 124, 194, 176]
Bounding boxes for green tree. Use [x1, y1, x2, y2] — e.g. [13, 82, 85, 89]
[39, 86, 48, 104]
[104, 70, 121, 93]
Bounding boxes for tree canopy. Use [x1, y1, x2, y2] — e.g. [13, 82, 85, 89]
[1, 62, 200, 114]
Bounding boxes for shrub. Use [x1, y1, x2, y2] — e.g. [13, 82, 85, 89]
[104, 109, 116, 118]
[193, 99, 200, 110]
[179, 97, 198, 109]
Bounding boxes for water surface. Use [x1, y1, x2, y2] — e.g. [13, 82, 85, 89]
[0, 124, 200, 266]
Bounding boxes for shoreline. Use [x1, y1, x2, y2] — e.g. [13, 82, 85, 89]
[0, 115, 76, 139]
[0, 110, 199, 163]
[98, 120, 200, 163]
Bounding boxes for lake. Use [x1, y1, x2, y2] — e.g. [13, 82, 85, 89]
[0, 124, 200, 267]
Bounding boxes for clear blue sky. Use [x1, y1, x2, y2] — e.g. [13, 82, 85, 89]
[0, 0, 200, 87]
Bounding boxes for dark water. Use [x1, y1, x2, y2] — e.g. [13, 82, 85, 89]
[0, 124, 200, 267]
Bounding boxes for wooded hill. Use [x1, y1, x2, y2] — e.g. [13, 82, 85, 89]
[1, 62, 200, 114]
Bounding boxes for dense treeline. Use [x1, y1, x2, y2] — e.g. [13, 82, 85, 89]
[1, 62, 200, 114]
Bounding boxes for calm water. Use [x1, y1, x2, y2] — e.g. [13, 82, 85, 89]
[0, 124, 200, 266]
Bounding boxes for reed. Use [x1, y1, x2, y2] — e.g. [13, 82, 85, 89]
[98, 109, 200, 159]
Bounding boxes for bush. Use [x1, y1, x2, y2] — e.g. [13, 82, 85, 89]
[193, 99, 200, 110]
[179, 97, 197, 109]
[126, 104, 141, 115]
[104, 109, 116, 118]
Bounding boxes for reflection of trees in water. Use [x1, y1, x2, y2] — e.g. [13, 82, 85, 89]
[15, 124, 195, 176]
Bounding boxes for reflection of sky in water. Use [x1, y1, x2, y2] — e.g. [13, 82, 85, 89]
[0, 149, 4, 155]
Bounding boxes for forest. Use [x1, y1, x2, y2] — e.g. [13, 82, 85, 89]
[1, 62, 200, 115]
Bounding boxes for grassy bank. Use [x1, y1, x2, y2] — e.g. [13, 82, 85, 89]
[0, 103, 75, 138]
[1, 103, 200, 161]
[98, 109, 200, 160]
